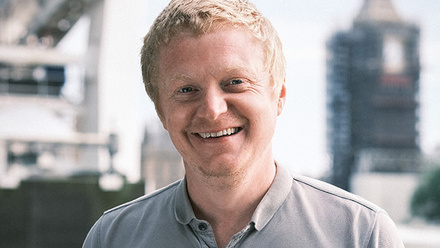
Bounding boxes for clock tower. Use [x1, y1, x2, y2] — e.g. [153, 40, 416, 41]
[327, 0, 420, 191]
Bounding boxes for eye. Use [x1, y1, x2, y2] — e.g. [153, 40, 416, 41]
[179, 86, 194, 93]
[230, 79, 243, 85]
[223, 78, 249, 93]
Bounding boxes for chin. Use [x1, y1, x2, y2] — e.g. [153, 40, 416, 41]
[196, 159, 250, 179]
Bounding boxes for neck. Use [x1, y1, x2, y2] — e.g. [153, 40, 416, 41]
[185, 160, 276, 248]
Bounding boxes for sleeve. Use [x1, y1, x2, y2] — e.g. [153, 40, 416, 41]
[82, 216, 103, 248]
[367, 211, 404, 248]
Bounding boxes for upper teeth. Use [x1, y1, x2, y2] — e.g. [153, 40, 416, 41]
[198, 127, 239, 139]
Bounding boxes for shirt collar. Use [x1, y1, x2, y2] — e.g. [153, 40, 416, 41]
[174, 176, 195, 225]
[251, 164, 292, 230]
[174, 164, 293, 230]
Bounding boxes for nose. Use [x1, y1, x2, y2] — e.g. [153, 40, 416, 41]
[196, 86, 228, 120]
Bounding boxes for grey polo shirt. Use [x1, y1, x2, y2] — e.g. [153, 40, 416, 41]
[83, 165, 404, 247]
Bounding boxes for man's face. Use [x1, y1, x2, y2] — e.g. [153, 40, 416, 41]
[156, 27, 285, 178]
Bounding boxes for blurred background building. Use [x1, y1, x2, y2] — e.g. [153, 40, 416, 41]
[141, 123, 183, 193]
[326, 0, 436, 228]
[327, 0, 420, 189]
[0, 0, 112, 187]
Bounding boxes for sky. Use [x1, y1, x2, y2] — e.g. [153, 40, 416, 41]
[136, 0, 440, 178]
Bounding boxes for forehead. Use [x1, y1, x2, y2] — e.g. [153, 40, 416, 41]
[157, 27, 265, 78]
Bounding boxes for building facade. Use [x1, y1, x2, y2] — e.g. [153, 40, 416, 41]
[0, 0, 126, 188]
[141, 122, 184, 193]
[326, 0, 420, 190]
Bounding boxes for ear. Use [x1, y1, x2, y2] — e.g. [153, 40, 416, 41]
[277, 83, 286, 116]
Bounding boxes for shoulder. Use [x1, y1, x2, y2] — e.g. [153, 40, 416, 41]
[290, 174, 381, 213]
[281, 174, 403, 247]
[247, 167, 403, 247]
[103, 179, 181, 216]
[83, 180, 183, 247]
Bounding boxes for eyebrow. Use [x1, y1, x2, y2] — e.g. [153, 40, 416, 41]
[161, 73, 193, 92]
[167, 74, 192, 83]
[223, 66, 260, 80]
[163, 64, 262, 89]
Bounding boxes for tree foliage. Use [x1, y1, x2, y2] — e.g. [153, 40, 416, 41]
[411, 167, 440, 221]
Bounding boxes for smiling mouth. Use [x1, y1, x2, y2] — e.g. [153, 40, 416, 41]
[197, 127, 241, 139]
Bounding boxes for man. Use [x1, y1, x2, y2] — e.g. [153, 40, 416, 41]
[83, 0, 404, 247]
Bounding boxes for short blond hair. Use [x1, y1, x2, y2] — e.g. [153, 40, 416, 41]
[141, 0, 285, 110]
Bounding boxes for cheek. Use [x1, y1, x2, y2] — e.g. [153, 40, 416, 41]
[164, 115, 185, 149]
[163, 106, 190, 132]
[257, 99, 280, 131]
[158, 95, 183, 127]
[241, 101, 277, 134]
